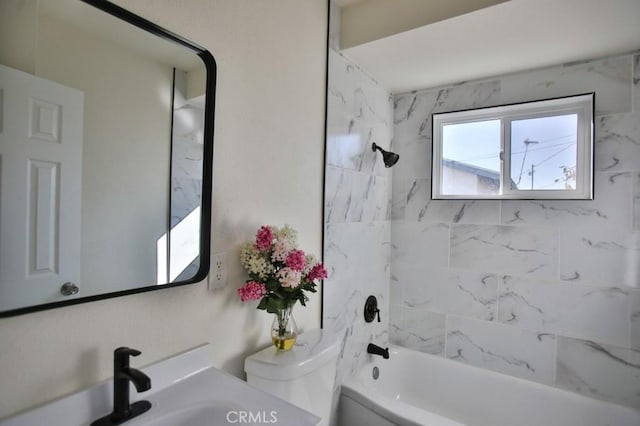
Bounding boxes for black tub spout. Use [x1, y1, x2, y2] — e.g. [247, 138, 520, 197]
[367, 343, 390, 359]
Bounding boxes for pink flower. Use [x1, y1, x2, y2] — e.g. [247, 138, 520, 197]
[307, 263, 328, 281]
[254, 226, 273, 251]
[238, 281, 267, 302]
[286, 249, 306, 271]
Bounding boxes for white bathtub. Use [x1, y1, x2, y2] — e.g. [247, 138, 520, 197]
[339, 346, 640, 426]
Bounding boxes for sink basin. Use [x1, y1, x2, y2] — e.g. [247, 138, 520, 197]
[132, 402, 245, 426]
[0, 344, 320, 426]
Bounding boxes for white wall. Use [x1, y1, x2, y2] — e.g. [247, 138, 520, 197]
[0, 0, 327, 419]
[339, 0, 507, 49]
[0, 0, 37, 74]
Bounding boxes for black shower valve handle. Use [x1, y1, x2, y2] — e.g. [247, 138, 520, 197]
[364, 295, 381, 323]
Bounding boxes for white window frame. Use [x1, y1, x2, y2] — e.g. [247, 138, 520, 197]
[431, 93, 594, 200]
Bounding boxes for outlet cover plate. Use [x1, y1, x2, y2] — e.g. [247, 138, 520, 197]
[209, 252, 227, 290]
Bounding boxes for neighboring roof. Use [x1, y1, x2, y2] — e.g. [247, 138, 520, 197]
[442, 159, 523, 189]
[442, 159, 500, 183]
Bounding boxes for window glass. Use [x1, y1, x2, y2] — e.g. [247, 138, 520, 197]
[509, 114, 578, 191]
[431, 93, 593, 199]
[441, 120, 501, 195]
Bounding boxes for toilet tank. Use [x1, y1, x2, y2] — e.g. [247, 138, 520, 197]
[244, 329, 340, 426]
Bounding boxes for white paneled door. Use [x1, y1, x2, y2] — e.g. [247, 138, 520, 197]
[0, 64, 83, 311]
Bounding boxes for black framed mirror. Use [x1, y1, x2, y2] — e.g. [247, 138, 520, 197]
[0, 0, 216, 316]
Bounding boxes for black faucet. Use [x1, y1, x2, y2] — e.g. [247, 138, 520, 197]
[367, 343, 390, 359]
[91, 347, 152, 426]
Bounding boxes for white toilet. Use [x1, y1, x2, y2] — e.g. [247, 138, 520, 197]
[244, 328, 340, 426]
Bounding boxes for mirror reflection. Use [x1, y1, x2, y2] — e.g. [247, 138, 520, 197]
[0, 0, 210, 314]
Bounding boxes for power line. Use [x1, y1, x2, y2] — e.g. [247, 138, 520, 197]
[452, 135, 576, 163]
[518, 144, 576, 190]
[536, 173, 576, 189]
[511, 140, 575, 158]
[533, 144, 575, 167]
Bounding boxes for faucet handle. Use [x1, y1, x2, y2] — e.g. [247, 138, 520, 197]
[114, 347, 142, 369]
[115, 347, 141, 357]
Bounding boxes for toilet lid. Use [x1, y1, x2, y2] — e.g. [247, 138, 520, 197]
[244, 329, 340, 381]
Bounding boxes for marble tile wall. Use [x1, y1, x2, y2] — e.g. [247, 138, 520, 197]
[171, 69, 204, 228]
[323, 36, 392, 424]
[390, 51, 640, 408]
[170, 70, 205, 280]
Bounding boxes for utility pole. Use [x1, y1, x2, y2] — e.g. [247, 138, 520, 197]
[530, 164, 535, 189]
[516, 138, 539, 187]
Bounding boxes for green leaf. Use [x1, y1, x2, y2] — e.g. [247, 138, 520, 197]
[265, 279, 279, 292]
[256, 298, 268, 310]
[266, 297, 286, 314]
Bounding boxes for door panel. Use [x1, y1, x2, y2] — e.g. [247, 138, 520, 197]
[0, 64, 83, 310]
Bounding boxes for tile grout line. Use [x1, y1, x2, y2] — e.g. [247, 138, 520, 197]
[631, 171, 637, 232]
[495, 275, 501, 326]
[443, 313, 449, 358]
[628, 291, 632, 355]
[556, 225, 561, 283]
[632, 54, 636, 114]
[553, 332, 559, 386]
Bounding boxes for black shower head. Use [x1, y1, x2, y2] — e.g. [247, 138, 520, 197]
[372, 143, 399, 168]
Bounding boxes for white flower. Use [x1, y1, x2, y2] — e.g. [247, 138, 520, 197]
[274, 224, 297, 246]
[240, 243, 273, 279]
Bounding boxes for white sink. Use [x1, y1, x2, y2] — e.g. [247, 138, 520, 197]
[1, 344, 320, 426]
[130, 402, 245, 426]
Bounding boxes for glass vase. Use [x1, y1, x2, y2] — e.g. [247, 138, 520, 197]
[271, 305, 298, 351]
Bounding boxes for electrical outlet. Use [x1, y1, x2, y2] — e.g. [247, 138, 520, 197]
[209, 252, 228, 290]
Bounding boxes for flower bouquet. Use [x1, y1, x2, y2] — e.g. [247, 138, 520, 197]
[237, 225, 327, 350]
